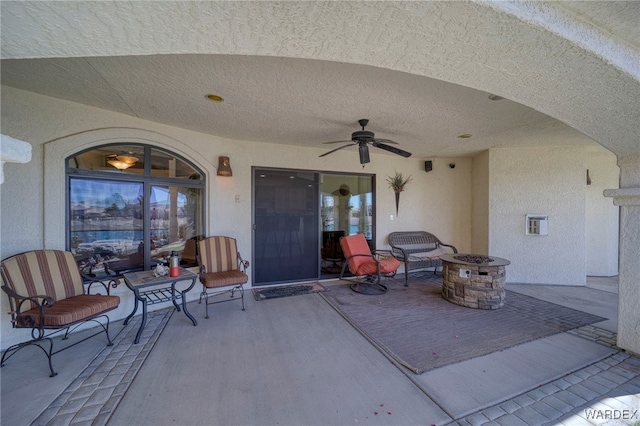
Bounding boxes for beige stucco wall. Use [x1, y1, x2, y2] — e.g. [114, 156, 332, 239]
[471, 151, 490, 255]
[488, 147, 588, 285]
[585, 147, 620, 276]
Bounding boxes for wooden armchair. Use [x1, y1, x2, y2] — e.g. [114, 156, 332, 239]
[1, 250, 120, 377]
[197, 236, 249, 319]
[339, 233, 401, 295]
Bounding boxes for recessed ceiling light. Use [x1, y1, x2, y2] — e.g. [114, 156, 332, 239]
[488, 94, 504, 101]
[458, 134, 472, 139]
[205, 94, 224, 102]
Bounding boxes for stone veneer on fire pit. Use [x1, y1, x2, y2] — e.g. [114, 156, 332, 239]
[440, 253, 510, 309]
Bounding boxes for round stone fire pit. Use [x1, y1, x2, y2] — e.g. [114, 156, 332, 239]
[440, 253, 510, 310]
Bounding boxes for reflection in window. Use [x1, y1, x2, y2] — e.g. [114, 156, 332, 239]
[320, 175, 373, 240]
[70, 178, 144, 274]
[67, 144, 204, 278]
[149, 185, 202, 265]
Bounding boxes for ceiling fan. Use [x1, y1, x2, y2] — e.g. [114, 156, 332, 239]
[319, 119, 412, 165]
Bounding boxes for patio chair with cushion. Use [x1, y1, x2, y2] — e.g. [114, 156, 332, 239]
[197, 236, 249, 319]
[1, 250, 120, 377]
[339, 233, 401, 295]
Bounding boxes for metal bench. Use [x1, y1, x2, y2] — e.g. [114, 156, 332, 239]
[388, 231, 458, 286]
[1, 250, 120, 377]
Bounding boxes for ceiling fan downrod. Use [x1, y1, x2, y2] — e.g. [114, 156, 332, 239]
[352, 119, 374, 141]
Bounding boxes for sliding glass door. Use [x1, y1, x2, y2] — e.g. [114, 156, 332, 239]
[319, 174, 375, 278]
[253, 168, 375, 285]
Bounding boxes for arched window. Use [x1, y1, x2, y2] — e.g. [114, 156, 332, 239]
[66, 143, 205, 277]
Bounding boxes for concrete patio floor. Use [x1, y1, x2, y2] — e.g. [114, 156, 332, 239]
[1, 276, 639, 426]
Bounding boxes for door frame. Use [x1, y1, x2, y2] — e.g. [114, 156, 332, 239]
[251, 166, 376, 286]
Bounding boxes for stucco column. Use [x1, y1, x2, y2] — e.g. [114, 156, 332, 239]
[604, 153, 640, 355]
[0, 134, 32, 184]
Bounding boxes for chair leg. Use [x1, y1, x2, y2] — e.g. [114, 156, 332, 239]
[202, 291, 210, 319]
[350, 281, 388, 295]
[230, 285, 246, 311]
[1, 337, 57, 377]
[201, 285, 247, 319]
[102, 316, 114, 346]
[349, 274, 388, 295]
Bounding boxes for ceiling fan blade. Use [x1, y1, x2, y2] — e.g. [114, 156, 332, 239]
[371, 138, 398, 145]
[359, 144, 370, 164]
[319, 143, 356, 157]
[371, 142, 412, 158]
[323, 139, 353, 145]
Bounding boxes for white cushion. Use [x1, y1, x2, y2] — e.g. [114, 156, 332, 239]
[409, 247, 448, 261]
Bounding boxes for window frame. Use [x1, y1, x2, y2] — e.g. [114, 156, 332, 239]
[66, 143, 206, 274]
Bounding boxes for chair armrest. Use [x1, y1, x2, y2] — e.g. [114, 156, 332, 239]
[198, 262, 207, 275]
[79, 263, 121, 295]
[372, 249, 395, 259]
[2, 284, 54, 329]
[237, 252, 250, 273]
[79, 261, 121, 295]
[389, 245, 410, 261]
[439, 243, 458, 253]
[85, 277, 120, 295]
[345, 253, 377, 263]
[1, 284, 53, 307]
[342, 253, 379, 276]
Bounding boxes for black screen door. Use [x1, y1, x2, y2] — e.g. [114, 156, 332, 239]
[253, 169, 319, 285]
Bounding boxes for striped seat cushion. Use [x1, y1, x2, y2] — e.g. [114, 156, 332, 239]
[17, 294, 120, 327]
[201, 271, 248, 288]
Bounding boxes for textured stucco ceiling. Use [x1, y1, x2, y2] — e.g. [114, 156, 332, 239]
[1, 1, 638, 159]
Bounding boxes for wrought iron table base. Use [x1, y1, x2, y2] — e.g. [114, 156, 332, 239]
[122, 270, 198, 344]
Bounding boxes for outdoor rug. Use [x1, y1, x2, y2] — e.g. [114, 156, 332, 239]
[320, 275, 607, 374]
[253, 282, 327, 301]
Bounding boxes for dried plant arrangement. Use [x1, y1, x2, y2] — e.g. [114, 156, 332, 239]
[387, 172, 412, 215]
[387, 172, 412, 192]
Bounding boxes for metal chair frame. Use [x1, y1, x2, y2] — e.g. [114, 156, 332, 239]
[1, 250, 119, 377]
[197, 237, 249, 319]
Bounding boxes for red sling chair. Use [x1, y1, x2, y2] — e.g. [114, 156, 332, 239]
[339, 233, 401, 295]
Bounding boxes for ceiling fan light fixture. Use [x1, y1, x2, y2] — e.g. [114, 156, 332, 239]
[106, 154, 138, 170]
[358, 143, 370, 164]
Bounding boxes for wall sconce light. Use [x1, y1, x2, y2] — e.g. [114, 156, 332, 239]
[107, 154, 138, 170]
[586, 169, 591, 185]
[217, 156, 232, 176]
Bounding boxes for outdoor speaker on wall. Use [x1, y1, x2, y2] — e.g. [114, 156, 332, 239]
[425, 160, 433, 172]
